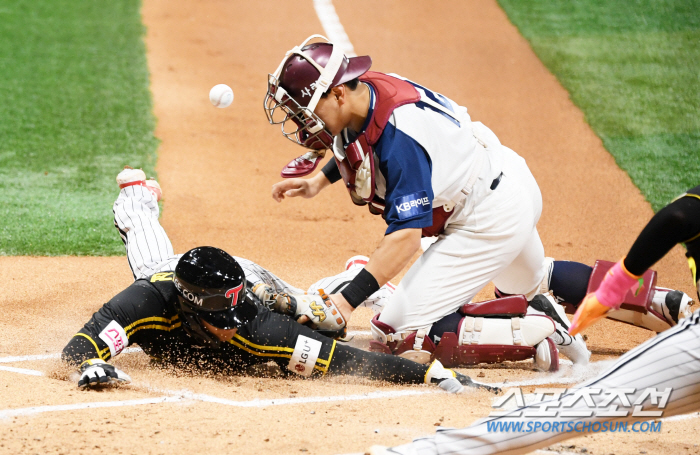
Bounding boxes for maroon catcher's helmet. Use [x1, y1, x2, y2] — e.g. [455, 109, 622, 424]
[264, 35, 372, 150]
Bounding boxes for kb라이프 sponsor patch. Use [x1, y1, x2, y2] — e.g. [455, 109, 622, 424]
[394, 191, 431, 220]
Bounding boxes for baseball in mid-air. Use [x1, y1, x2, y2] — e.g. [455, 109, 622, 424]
[209, 84, 234, 108]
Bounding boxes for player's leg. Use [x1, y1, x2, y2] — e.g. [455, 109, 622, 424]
[112, 167, 179, 280]
[375, 310, 700, 455]
[231, 307, 488, 392]
[541, 259, 694, 330]
[371, 153, 561, 367]
[492, 229, 591, 364]
[378, 145, 543, 333]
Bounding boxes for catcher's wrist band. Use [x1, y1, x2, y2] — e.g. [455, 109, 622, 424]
[321, 158, 342, 184]
[341, 268, 380, 308]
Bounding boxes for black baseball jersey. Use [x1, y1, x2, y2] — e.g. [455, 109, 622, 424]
[625, 184, 700, 298]
[682, 185, 700, 297]
[62, 271, 337, 377]
[62, 271, 430, 383]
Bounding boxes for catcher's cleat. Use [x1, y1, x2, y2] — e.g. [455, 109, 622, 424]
[652, 287, 694, 324]
[569, 293, 611, 336]
[528, 293, 590, 364]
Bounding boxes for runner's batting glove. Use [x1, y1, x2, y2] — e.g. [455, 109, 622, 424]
[78, 359, 131, 388]
[569, 259, 642, 336]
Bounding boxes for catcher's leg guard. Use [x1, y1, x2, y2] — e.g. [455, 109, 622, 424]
[369, 315, 436, 364]
[431, 296, 558, 369]
[588, 260, 695, 332]
[534, 338, 559, 372]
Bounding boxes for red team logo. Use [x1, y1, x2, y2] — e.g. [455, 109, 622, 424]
[225, 283, 244, 306]
[104, 329, 125, 355]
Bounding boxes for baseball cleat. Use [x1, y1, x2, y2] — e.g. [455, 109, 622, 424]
[117, 166, 162, 202]
[455, 371, 502, 394]
[652, 287, 695, 325]
[528, 293, 591, 364]
[116, 166, 146, 186]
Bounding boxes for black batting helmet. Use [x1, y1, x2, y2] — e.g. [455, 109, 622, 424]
[174, 247, 258, 346]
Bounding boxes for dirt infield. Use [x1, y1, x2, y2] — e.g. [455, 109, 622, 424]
[1, 1, 698, 454]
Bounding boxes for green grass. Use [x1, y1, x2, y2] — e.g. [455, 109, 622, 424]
[498, 0, 700, 211]
[0, 1, 158, 255]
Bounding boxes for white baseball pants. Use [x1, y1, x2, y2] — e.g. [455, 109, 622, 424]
[379, 147, 548, 333]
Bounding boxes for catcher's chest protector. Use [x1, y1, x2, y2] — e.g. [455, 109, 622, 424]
[334, 72, 420, 214]
[334, 72, 453, 236]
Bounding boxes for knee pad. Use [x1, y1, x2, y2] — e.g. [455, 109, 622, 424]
[369, 315, 435, 364]
[433, 296, 557, 369]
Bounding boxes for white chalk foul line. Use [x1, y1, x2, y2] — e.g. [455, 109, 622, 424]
[0, 347, 143, 364]
[0, 388, 433, 420]
[313, 0, 356, 57]
[0, 365, 44, 376]
[172, 388, 433, 408]
[0, 396, 183, 419]
[662, 411, 700, 422]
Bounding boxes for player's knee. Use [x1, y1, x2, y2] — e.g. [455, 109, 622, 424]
[427, 312, 463, 345]
[549, 261, 593, 305]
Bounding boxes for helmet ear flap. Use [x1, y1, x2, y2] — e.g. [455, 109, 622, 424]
[177, 300, 222, 347]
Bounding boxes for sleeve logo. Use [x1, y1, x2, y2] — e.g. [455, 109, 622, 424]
[99, 320, 129, 357]
[288, 335, 322, 377]
[394, 191, 432, 220]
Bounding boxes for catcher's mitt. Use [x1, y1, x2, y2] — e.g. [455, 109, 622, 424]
[253, 284, 347, 339]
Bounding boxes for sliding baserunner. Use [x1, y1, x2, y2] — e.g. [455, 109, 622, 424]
[62, 167, 498, 394]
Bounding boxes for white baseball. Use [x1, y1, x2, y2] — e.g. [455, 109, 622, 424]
[209, 84, 234, 108]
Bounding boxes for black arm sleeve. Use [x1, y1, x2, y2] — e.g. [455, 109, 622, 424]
[624, 186, 700, 275]
[327, 343, 428, 384]
[62, 280, 173, 366]
[321, 158, 341, 184]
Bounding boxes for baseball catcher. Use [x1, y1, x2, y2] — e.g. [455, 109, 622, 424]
[263, 35, 693, 372]
[62, 168, 497, 394]
[370, 185, 700, 455]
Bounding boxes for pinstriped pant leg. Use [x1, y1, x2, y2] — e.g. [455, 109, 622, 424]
[112, 185, 177, 280]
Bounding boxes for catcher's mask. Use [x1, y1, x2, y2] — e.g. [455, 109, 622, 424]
[264, 35, 372, 150]
[174, 247, 257, 347]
